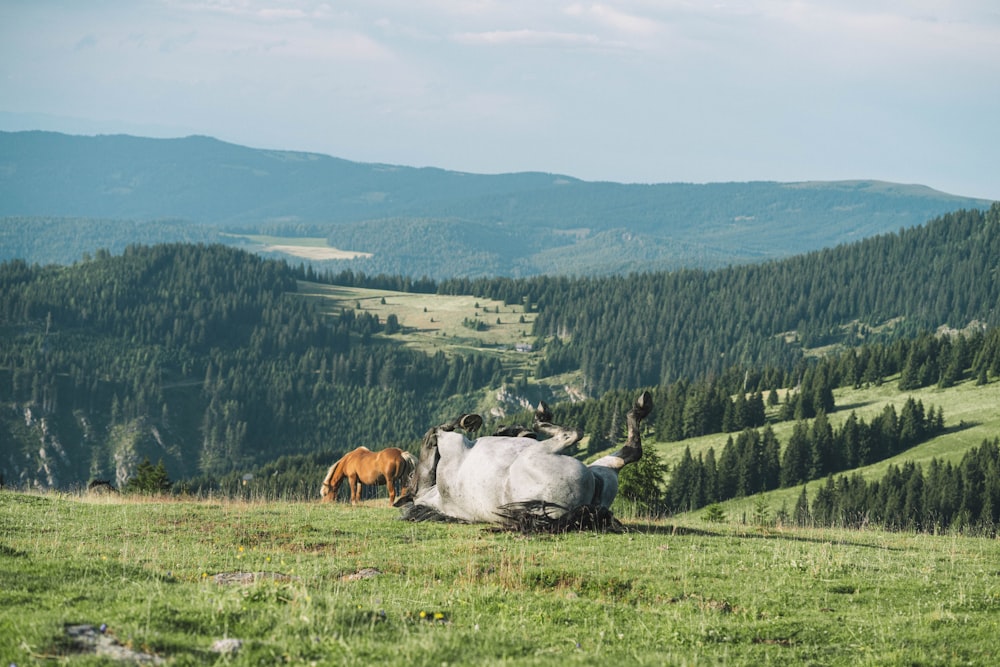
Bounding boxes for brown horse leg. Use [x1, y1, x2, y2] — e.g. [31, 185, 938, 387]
[348, 474, 358, 505]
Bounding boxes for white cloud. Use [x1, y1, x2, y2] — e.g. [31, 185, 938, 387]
[564, 3, 663, 36]
[451, 29, 603, 48]
[0, 0, 997, 197]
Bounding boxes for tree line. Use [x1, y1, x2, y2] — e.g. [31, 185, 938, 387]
[439, 204, 1000, 394]
[801, 438, 1000, 535]
[663, 397, 944, 514]
[0, 243, 508, 486]
[4, 203, 1000, 494]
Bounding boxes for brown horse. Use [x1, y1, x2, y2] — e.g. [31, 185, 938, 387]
[320, 446, 417, 506]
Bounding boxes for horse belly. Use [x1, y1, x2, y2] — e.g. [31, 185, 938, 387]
[505, 452, 594, 515]
[451, 463, 512, 522]
[438, 440, 530, 522]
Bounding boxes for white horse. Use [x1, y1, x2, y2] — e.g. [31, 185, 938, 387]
[397, 391, 652, 530]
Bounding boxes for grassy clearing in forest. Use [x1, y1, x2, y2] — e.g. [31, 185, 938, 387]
[2, 491, 998, 666]
[297, 281, 541, 377]
[222, 234, 372, 260]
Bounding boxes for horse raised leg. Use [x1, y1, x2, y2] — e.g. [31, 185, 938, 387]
[531, 401, 583, 455]
[590, 390, 652, 470]
[582, 390, 652, 510]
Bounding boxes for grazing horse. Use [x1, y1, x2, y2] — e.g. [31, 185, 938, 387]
[396, 391, 652, 531]
[320, 447, 416, 506]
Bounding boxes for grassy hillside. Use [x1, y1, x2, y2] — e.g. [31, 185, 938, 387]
[1, 492, 997, 665]
[299, 282, 541, 373]
[650, 374, 1000, 522]
[650, 376, 1000, 469]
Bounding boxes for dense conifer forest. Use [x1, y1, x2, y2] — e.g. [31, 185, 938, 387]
[802, 437, 1000, 533]
[1, 203, 999, 514]
[0, 244, 505, 488]
[442, 204, 1000, 393]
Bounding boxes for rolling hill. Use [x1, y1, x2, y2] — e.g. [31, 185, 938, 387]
[1, 130, 993, 276]
[2, 200, 1000, 493]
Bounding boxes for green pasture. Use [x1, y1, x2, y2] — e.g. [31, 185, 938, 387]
[653, 376, 1000, 523]
[2, 492, 998, 665]
[298, 281, 542, 377]
[221, 234, 372, 260]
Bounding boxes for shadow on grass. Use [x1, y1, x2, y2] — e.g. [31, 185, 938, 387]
[623, 522, 901, 550]
[942, 419, 981, 435]
[624, 523, 723, 537]
[832, 399, 881, 413]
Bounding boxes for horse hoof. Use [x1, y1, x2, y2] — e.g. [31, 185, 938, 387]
[632, 391, 653, 420]
[459, 414, 483, 432]
[534, 401, 554, 424]
[392, 494, 413, 508]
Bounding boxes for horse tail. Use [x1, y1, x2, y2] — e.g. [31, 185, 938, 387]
[320, 456, 346, 501]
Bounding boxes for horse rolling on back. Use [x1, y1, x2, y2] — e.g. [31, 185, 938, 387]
[320, 446, 416, 506]
[397, 391, 652, 531]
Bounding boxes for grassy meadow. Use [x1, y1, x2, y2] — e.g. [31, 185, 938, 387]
[2, 491, 998, 666]
[222, 234, 374, 260]
[650, 375, 1000, 523]
[297, 281, 542, 380]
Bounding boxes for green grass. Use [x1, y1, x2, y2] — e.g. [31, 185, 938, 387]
[653, 375, 1000, 523]
[297, 281, 545, 382]
[221, 233, 373, 260]
[2, 492, 998, 665]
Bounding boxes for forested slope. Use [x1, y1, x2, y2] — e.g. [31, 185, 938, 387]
[2, 203, 1000, 492]
[0, 244, 505, 489]
[448, 204, 1000, 394]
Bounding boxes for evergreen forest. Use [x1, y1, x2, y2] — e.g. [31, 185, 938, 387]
[1, 203, 1000, 535]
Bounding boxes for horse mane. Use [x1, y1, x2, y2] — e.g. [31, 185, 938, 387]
[492, 502, 624, 534]
[401, 499, 624, 533]
[400, 451, 417, 480]
[399, 503, 470, 523]
[320, 454, 348, 499]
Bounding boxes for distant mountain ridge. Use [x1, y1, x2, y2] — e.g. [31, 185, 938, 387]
[0, 130, 993, 277]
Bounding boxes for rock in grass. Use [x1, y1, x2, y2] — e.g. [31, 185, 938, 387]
[210, 638, 243, 655]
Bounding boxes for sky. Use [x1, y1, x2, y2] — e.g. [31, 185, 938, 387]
[1, 1, 998, 200]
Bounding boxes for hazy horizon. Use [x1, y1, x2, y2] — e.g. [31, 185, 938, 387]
[2, 1, 998, 200]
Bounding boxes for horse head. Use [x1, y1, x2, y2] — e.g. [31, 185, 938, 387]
[399, 413, 483, 506]
[319, 458, 344, 502]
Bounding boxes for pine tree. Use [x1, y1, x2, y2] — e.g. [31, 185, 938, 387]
[780, 421, 810, 488]
[809, 411, 835, 479]
[794, 485, 811, 526]
[618, 446, 670, 516]
[124, 458, 172, 495]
